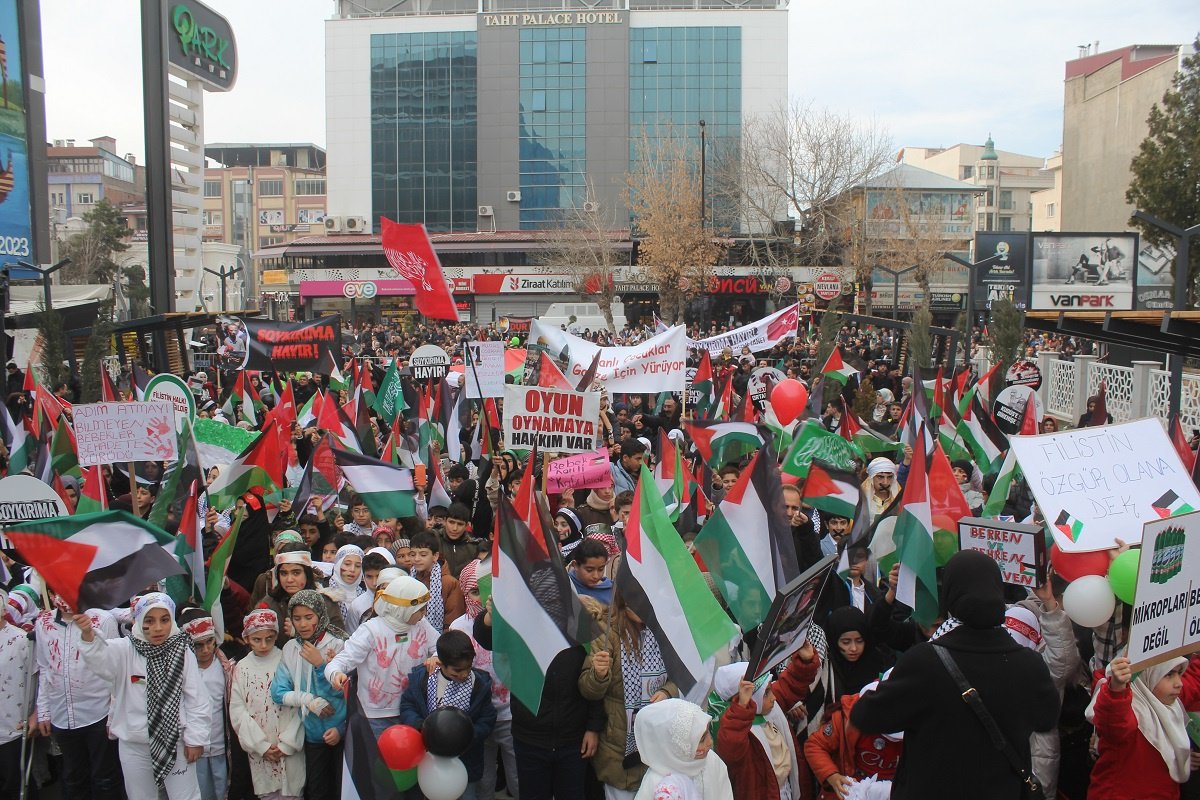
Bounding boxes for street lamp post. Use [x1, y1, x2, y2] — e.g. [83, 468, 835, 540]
[1132, 210, 1200, 420]
[16, 258, 71, 314]
[944, 252, 1003, 375]
[874, 264, 918, 321]
[698, 119, 706, 229]
[204, 264, 243, 312]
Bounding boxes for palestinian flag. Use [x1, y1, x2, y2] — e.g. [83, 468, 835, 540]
[99, 363, 119, 402]
[956, 385, 1007, 475]
[204, 508, 244, 613]
[297, 390, 319, 428]
[1053, 509, 1085, 544]
[49, 417, 81, 481]
[802, 461, 860, 520]
[1, 404, 31, 475]
[206, 419, 284, 511]
[575, 352, 602, 392]
[761, 404, 797, 455]
[318, 389, 361, 454]
[617, 466, 739, 693]
[694, 449, 799, 630]
[927, 442, 971, 565]
[1152, 490, 1196, 520]
[654, 429, 688, 522]
[492, 492, 592, 714]
[427, 456, 454, 511]
[332, 447, 417, 519]
[164, 482, 206, 605]
[781, 421, 862, 481]
[149, 421, 205, 531]
[899, 366, 936, 456]
[684, 420, 763, 470]
[892, 426, 939, 626]
[438, 378, 465, 463]
[840, 411, 902, 457]
[711, 373, 734, 421]
[372, 357, 407, 424]
[222, 371, 260, 426]
[981, 448, 1019, 518]
[415, 385, 437, 464]
[690, 351, 715, 419]
[5, 511, 183, 612]
[75, 464, 109, 514]
[131, 364, 152, 401]
[352, 389, 378, 458]
[820, 346, 858, 385]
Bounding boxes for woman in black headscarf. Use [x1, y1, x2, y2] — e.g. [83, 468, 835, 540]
[818, 606, 894, 708]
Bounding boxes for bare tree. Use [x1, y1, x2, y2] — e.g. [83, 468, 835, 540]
[537, 180, 627, 335]
[737, 101, 892, 271]
[626, 127, 726, 324]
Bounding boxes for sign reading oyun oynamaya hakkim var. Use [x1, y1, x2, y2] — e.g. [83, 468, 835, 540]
[168, 1, 238, 91]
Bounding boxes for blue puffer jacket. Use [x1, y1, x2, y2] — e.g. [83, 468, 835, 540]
[399, 665, 497, 782]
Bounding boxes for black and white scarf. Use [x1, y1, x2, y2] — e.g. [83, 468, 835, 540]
[129, 632, 192, 786]
[425, 561, 445, 632]
[620, 629, 667, 756]
[427, 669, 475, 712]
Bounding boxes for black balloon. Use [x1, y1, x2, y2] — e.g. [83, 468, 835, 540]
[422, 707, 474, 758]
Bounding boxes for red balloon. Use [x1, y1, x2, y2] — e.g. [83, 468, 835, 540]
[769, 379, 809, 426]
[1050, 543, 1111, 583]
[378, 724, 426, 772]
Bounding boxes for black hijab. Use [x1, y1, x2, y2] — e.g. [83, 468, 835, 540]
[826, 606, 891, 702]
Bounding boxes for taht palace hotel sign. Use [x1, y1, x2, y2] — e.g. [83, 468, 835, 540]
[481, 11, 625, 26]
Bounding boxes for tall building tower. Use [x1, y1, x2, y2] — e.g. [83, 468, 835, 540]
[325, 0, 788, 234]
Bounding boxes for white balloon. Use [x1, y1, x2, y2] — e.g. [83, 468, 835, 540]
[417, 753, 468, 800]
[1062, 574, 1117, 628]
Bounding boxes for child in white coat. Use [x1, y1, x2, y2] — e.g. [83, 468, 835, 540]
[229, 608, 305, 800]
[76, 592, 211, 800]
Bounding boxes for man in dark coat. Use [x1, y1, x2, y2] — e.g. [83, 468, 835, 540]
[850, 550, 1060, 799]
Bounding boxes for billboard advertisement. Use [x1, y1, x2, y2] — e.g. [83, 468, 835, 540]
[0, 1, 31, 261]
[1030, 233, 1138, 311]
[973, 232, 1029, 309]
[1136, 239, 1175, 310]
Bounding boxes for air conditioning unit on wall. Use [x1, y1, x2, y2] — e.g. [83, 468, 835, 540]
[344, 216, 367, 232]
[506, 191, 521, 202]
[583, 201, 598, 213]
[324, 216, 343, 233]
[478, 205, 494, 217]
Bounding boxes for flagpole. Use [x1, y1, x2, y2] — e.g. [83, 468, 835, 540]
[129, 461, 140, 518]
[17, 626, 36, 800]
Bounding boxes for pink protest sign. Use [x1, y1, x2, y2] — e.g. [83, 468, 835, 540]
[546, 450, 613, 494]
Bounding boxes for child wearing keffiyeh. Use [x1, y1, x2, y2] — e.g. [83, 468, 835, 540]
[77, 592, 213, 800]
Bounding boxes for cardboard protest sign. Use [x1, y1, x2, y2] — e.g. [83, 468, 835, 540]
[226, 316, 341, 372]
[0, 475, 69, 525]
[1010, 418, 1200, 552]
[546, 450, 613, 493]
[744, 554, 837, 683]
[464, 340, 505, 399]
[410, 344, 450, 382]
[74, 402, 178, 467]
[503, 385, 601, 454]
[1127, 511, 1200, 670]
[527, 321, 687, 393]
[958, 517, 1046, 587]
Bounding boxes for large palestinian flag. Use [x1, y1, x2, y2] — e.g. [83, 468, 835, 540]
[617, 466, 738, 693]
[801, 461, 860, 520]
[684, 420, 764, 470]
[5, 511, 183, 611]
[205, 419, 284, 511]
[891, 428, 939, 626]
[332, 447, 417, 519]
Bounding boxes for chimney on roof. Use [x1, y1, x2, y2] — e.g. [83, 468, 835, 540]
[125, 153, 136, 166]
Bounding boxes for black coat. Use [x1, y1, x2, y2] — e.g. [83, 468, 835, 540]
[849, 625, 1060, 800]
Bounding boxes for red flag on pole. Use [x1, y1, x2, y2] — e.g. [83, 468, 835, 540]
[380, 218, 457, 321]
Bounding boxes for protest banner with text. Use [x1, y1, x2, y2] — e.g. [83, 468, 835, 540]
[691, 303, 801, 355]
[958, 517, 1046, 587]
[546, 449, 614, 493]
[1127, 511, 1200, 671]
[74, 401, 178, 467]
[234, 316, 341, 372]
[464, 340, 506, 399]
[503, 385, 601, 454]
[526, 321, 687, 393]
[1009, 418, 1200, 552]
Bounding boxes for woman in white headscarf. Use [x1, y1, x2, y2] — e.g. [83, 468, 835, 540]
[633, 698, 734, 800]
[1086, 652, 1200, 798]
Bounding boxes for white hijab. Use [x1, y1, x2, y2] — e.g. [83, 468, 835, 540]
[634, 698, 734, 800]
[712, 664, 800, 800]
[1086, 656, 1191, 783]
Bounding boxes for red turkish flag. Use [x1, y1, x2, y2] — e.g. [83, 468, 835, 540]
[380, 217, 458, 321]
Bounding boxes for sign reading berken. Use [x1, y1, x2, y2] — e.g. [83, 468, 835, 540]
[958, 517, 1046, 586]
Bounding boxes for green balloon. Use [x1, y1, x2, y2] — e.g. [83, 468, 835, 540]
[1107, 548, 1140, 605]
[391, 767, 419, 791]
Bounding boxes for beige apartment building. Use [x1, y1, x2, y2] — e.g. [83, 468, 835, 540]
[1031, 151, 1062, 232]
[1061, 44, 1186, 232]
[900, 140, 1054, 233]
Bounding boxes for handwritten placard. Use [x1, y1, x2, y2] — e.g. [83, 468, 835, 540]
[958, 517, 1046, 586]
[546, 450, 613, 493]
[1009, 418, 1200, 552]
[465, 340, 505, 399]
[503, 385, 600, 454]
[74, 401, 178, 466]
[1128, 511, 1200, 671]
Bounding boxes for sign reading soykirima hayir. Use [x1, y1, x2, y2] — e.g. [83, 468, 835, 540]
[1127, 511, 1200, 671]
[74, 402, 179, 467]
[503, 386, 600, 454]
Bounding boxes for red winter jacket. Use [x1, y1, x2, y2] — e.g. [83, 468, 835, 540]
[716, 653, 820, 800]
[1089, 657, 1200, 800]
[803, 692, 902, 799]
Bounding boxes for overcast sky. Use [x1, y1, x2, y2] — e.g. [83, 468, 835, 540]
[40, 0, 1197, 163]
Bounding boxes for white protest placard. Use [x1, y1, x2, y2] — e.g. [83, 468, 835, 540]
[73, 401, 179, 467]
[958, 517, 1047, 587]
[0, 475, 69, 525]
[144, 374, 196, 433]
[503, 385, 601, 454]
[1127, 511, 1200, 671]
[527, 321, 687, 393]
[1009, 418, 1200, 552]
[464, 340, 505, 399]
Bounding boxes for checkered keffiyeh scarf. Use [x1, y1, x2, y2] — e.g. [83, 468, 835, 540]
[620, 629, 668, 756]
[426, 561, 445, 632]
[428, 669, 476, 711]
[129, 632, 192, 785]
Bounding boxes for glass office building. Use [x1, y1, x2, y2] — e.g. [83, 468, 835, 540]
[330, 0, 787, 234]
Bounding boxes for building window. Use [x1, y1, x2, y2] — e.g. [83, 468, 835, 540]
[259, 236, 283, 248]
[999, 190, 1013, 210]
[1047, 202, 1056, 218]
[294, 178, 326, 196]
[258, 179, 284, 197]
[961, 165, 974, 179]
[76, 192, 94, 205]
[204, 180, 223, 197]
[370, 31, 478, 232]
[50, 192, 65, 207]
[998, 216, 1012, 231]
[203, 210, 223, 226]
